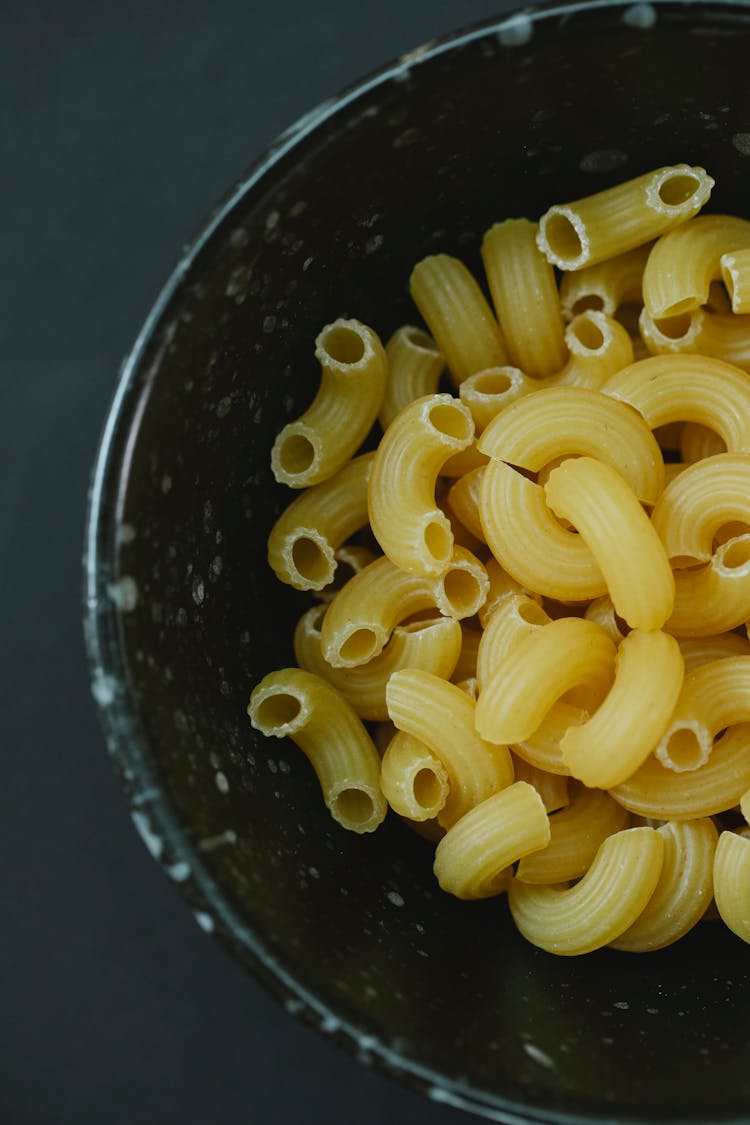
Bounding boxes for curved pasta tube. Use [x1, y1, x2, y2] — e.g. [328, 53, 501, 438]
[267, 453, 374, 590]
[602, 354, 750, 450]
[479, 556, 542, 628]
[478, 386, 664, 504]
[512, 702, 582, 776]
[380, 731, 449, 822]
[610, 723, 750, 820]
[508, 827, 665, 955]
[655, 657, 750, 773]
[320, 548, 488, 667]
[742, 788, 750, 826]
[480, 461, 607, 602]
[386, 668, 514, 828]
[641, 305, 750, 372]
[667, 534, 750, 636]
[561, 630, 684, 789]
[409, 254, 508, 384]
[510, 756, 570, 813]
[481, 218, 566, 377]
[584, 596, 627, 645]
[271, 319, 387, 487]
[294, 605, 462, 721]
[679, 631, 750, 673]
[537, 164, 713, 271]
[544, 457, 674, 629]
[651, 453, 750, 564]
[713, 831, 750, 944]
[475, 617, 616, 745]
[643, 213, 750, 318]
[459, 367, 536, 432]
[369, 394, 474, 576]
[515, 785, 630, 884]
[247, 668, 386, 833]
[379, 325, 444, 430]
[314, 543, 378, 603]
[611, 819, 718, 951]
[559, 243, 651, 320]
[446, 467, 486, 544]
[433, 782, 550, 900]
[721, 248, 750, 314]
[476, 594, 551, 690]
[544, 312, 634, 392]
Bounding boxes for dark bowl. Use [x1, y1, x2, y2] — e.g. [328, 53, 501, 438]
[84, 2, 750, 1121]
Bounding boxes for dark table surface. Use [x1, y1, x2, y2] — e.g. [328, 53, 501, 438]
[3, 2, 527, 1122]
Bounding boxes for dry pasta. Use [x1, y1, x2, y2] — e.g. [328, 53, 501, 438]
[250, 166, 750, 954]
[271, 319, 387, 487]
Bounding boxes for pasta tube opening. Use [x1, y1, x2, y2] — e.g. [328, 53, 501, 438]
[251, 689, 305, 734]
[338, 626, 382, 666]
[328, 784, 381, 832]
[274, 428, 318, 478]
[656, 722, 712, 773]
[318, 321, 367, 365]
[650, 168, 706, 210]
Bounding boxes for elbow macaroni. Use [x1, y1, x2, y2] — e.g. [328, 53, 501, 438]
[250, 167, 750, 952]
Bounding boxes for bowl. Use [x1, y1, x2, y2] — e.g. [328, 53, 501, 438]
[84, 2, 750, 1121]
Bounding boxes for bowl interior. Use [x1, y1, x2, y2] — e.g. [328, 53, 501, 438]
[89, 3, 750, 1121]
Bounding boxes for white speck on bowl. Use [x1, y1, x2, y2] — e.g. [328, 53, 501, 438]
[622, 3, 657, 29]
[107, 575, 138, 612]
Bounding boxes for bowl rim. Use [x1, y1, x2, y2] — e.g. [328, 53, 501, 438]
[83, 2, 750, 1121]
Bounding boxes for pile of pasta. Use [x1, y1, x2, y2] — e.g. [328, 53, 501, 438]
[248, 164, 750, 955]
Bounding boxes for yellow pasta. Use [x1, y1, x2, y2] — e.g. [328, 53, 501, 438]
[478, 386, 663, 503]
[380, 730, 449, 822]
[713, 831, 750, 943]
[433, 782, 550, 899]
[379, 325, 444, 430]
[271, 319, 387, 487]
[583, 596, 627, 645]
[537, 164, 713, 271]
[458, 366, 535, 432]
[544, 457, 675, 629]
[446, 466, 486, 544]
[475, 594, 550, 690]
[319, 548, 488, 667]
[678, 631, 750, 673]
[721, 247, 750, 314]
[510, 756, 569, 813]
[247, 668, 386, 833]
[643, 213, 750, 318]
[611, 819, 718, 951]
[603, 353, 750, 450]
[480, 461, 607, 602]
[255, 170, 750, 954]
[294, 605, 461, 721]
[559, 243, 651, 320]
[478, 556, 542, 628]
[452, 624, 482, 683]
[409, 254, 507, 383]
[515, 785, 630, 885]
[475, 617, 616, 745]
[561, 630, 683, 789]
[651, 453, 750, 564]
[545, 311, 634, 391]
[508, 827, 665, 955]
[610, 724, 750, 820]
[267, 452, 373, 590]
[655, 656, 750, 772]
[369, 393, 474, 576]
[386, 668, 514, 828]
[666, 533, 750, 636]
[481, 218, 566, 377]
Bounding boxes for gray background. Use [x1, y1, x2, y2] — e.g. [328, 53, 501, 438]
[2, 1, 524, 1123]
